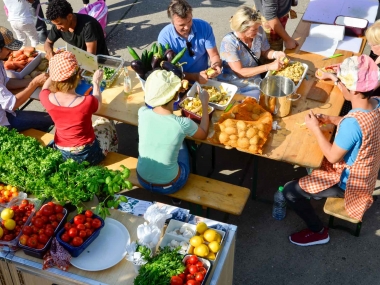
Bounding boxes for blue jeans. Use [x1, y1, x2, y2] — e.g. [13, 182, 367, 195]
[49, 139, 105, 166]
[137, 143, 190, 195]
[6, 110, 53, 132]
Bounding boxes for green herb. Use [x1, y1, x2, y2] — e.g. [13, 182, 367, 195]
[134, 247, 185, 285]
[137, 244, 152, 261]
[99, 66, 116, 80]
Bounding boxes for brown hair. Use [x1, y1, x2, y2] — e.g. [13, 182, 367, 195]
[167, 0, 192, 19]
[49, 70, 80, 93]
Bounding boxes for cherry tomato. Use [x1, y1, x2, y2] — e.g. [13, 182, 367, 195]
[84, 210, 93, 218]
[41, 205, 54, 216]
[27, 236, 38, 248]
[186, 274, 194, 281]
[194, 273, 204, 282]
[36, 243, 45, 249]
[196, 261, 203, 268]
[85, 228, 93, 237]
[198, 267, 207, 275]
[51, 221, 59, 229]
[188, 265, 198, 275]
[178, 273, 186, 282]
[72, 236, 83, 247]
[84, 222, 91, 229]
[21, 199, 29, 205]
[40, 216, 49, 224]
[3, 234, 14, 241]
[22, 216, 28, 223]
[32, 225, 39, 234]
[47, 202, 55, 207]
[35, 210, 43, 218]
[186, 280, 200, 285]
[54, 204, 64, 214]
[19, 234, 29, 245]
[61, 233, 70, 243]
[33, 218, 44, 228]
[49, 215, 57, 222]
[170, 276, 184, 285]
[76, 224, 86, 231]
[45, 227, 54, 237]
[85, 217, 93, 223]
[64, 222, 72, 231]
[91, 218, 102, 229]
[79, 230, 87, 239]
[68, 228, 78, 238]
[188, 255, 199, 265]
[38, 234, 49, 245]
[56, 213, 64, 221]
[74, 215, 85, 225]
[22, 225, 33, 235]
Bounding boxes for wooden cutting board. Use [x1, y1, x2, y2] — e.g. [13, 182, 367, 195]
[307, 80, 334, 102]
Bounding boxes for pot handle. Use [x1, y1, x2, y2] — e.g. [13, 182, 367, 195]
[288, 93, 301, 101]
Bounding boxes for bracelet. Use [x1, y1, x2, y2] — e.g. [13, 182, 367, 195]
[272, 51, 277, 60]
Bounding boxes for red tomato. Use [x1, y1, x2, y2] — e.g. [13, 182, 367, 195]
[64, 222, 72, 231]
[72, 237, 83, 247]
[27, 236, 38, 248]
[3, 234, 14, 241]
[40, 216, 49, 224]
[36, 243, 45, 249]
[61, 233, 70, 243]
[41, 205, 54, 216]
[188, 265, 198, 275]
[68, 228, 78, 238]
[85, 217, 93, 223]
[186, 280, 200, 285]
[33, 218, 44, 228]
[25, 205, 34, 211]
[22, 225, 33, 235]
[22, 216, 28, 223]
[49, 215, 57, 222]
[38, 229, 45, 235]
[45, 227, 54, 237]
[196, 261, 203, 268]
[51, 221, 59, 229]
[32, 225, 39, 234]
[56, 213, 64, 221]
[178, 273, 186, 282]
[194, 273, 204, 282]
[21, 199, 29, 205]
[54, 204, 64, 214]
[35, 210, 43, 217]
[188, 255, 199, 265]
[74, 215, 85, 225]
[85, 228, 93, 237]
[79, 230, 87, 239]
[47, 202, 55, 207]
[19, 234, 29, 245]
[186, 274, 194, 281]
[198, 267, 207, 275]
[76, 224, 86, 231]
[10, 205, 18, 211]
[84, 210, 93, 218]
[84, 222, 91, 229]
[38, 234, 49, 245]
[170, 276, 183, 285]
[91, 218, 102, 229]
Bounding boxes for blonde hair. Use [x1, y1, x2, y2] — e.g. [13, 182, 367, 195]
[230, 6, 261, 33]
[49, 70, 80, 93]
[366, 20, 380, 45]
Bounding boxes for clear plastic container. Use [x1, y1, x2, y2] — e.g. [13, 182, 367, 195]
[272, 186, 286, 220]
[81, 55, 124, 88]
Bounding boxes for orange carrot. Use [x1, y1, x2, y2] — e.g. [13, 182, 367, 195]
[27, 57, 34, 63]
[12, 50, 23, 57]
[4, 62, 16, 70]
[15, 54, 28, 61]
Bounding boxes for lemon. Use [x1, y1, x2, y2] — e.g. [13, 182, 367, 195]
[0, 228, 3, 239]
[4, 219, 16, 230]
[6, 185, 11, 191]
[206, 251, 216, 260]
[208, 241, 221, 253]
[1, 208, 14, 220]
[194, 244, 209, 257]
[215, 233, 222, 244]
[203, 229, 218, 242]
[196, 222, 208, 234]
[10, 187, 17, 193]
[190, 235, 204, 247]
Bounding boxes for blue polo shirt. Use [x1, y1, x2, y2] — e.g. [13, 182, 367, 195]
[158, 18, 216, 73]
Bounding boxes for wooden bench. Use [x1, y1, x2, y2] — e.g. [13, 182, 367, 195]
[21, 129, 250, 217]
[323, 197, 362, 237]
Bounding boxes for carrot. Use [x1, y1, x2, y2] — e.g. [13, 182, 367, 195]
[12, 61, 26, 69]
[4, 62, 16, 70]
[27, 57, 34, 63]
[15, 54, 28, 61]
[12, 50, 23, 57]
[23, 47, 35, 53]
[16, 68, 22, 72]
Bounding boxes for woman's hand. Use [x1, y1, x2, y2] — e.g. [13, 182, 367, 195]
[267, 59, 282, 71]
[92, 69, 104, 86]
[304, 110, 321, 132]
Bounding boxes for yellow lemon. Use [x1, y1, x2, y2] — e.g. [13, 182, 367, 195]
[1, 208, 14, 220]
[4, 219, 16, 230]
[10, 187, 17, 193]
[208, 241, 221, 253]
[196, 222, 208, 234]
[215, 233, 222, 244]
[6, 185, 11, 191]
[0, 227, 3, 239]
[203, 229, 218, 242]
[194, 244, 209, 258]
[190, 235, 204, 247]
[206, 251, 216, 260]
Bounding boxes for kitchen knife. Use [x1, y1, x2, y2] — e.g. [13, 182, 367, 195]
[322, 54, 343, 60]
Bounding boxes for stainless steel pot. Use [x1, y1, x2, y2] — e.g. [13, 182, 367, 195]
[258, 76, 301, 117]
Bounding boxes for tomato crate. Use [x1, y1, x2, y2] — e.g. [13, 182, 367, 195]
[56, 212, 105, 257]
[18, 206, 68, 259]
[0, 198, 42, 252]
[182, 254, 212, 285]
[0, 182, 28, 208]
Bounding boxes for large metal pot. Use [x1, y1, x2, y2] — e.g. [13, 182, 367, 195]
[259, 76, 301, 117]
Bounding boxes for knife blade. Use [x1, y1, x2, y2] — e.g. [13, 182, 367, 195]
[322, 54, 343, 60]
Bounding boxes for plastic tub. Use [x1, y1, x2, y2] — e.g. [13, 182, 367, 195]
[81, 55, 124, 88]
[182, 254, 212, 285]
[56, 213, 105, 257]
[18, 207, 68, 259]
[334, 16, 369, 37]
[5, 52, 42, 79]
[179, 97, 215, 124]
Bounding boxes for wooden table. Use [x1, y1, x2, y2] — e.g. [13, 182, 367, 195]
[2, 209, 237, 285]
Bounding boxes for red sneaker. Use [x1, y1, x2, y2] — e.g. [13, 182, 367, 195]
[289, 227, 330, 246]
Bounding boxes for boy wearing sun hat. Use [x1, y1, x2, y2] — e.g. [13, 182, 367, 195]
[282, 54, 380, 246]
[137, 70, 210, 195]
[0, 26, 53, 132]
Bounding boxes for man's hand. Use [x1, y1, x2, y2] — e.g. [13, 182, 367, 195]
[284, 38, 299, 50]
[198, 71, 208, 84]
[45, 51, 55, 61]
[32, 73, 49, 87]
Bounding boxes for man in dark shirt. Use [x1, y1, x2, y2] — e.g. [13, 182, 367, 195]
[44, 0, 108, 60]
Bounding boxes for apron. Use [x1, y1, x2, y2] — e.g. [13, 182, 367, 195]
[299, 103, 380, 221]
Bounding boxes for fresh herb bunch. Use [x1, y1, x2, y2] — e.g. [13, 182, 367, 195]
[134, 246, 185, 285]
[0, 127, 133, 219]
[136, 244, 152, 262]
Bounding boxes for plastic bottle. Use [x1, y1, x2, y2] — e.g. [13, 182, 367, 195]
[123, 67, 132, 95]
[272, 186, 286, 220]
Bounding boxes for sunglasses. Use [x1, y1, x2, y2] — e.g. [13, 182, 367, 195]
[186, 41, 194, 57]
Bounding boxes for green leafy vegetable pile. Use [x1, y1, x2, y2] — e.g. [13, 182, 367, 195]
[134, 247, 185, 285]
[0, 127, 132, 218]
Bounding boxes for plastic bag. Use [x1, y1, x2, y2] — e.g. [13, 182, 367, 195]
[78, 0, 108, 36]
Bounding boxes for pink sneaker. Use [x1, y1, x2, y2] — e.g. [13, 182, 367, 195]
[289, 227, 330, 246]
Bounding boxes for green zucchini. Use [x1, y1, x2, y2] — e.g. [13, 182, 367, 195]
[158, 43, 164, 58]
[171, 47, 187, 65]
[165, 43, 170, 50]
[150, 43, 156, 53]
[147, 51, 154, 70]
[142, 50, 149, 70]
[154, 44, 158, 54]
[127, 46, 140, 61]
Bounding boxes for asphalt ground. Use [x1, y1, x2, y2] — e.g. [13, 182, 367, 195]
[0, 1, 379, 284]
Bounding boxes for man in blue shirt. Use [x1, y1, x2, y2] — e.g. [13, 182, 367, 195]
[158, 0, 222, 84]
